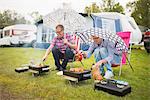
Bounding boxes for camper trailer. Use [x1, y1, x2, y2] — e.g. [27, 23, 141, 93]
[91, 12, 142, 44]
[0, 24, 37, 46]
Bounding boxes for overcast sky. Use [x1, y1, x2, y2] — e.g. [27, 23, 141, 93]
[0, 0, 135, 22]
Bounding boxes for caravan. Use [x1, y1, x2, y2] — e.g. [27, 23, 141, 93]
[91, 12, 142, 44]
[0, 24, 37, 46]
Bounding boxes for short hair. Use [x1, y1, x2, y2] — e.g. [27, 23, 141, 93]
[56, 24, 64, 31]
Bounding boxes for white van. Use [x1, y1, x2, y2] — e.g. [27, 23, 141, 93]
[0, 24, 37, 46]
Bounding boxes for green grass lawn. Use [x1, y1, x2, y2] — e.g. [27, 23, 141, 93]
[0, 48, 150, 100]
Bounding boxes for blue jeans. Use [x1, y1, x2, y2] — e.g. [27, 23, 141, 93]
[94, 47, 121, 74]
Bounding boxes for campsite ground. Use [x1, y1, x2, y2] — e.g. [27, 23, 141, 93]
[0, 47, 149, 100]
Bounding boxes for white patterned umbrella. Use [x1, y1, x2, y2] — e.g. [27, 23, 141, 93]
[43, 3, 86, 33]
[75, 27, 128, 52]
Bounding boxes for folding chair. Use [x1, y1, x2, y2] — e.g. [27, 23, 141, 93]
[67, 33, 81, 66]
[112, 31, 133, 76]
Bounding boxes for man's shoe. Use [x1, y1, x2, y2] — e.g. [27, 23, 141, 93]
[56, 71, 63, 76]
[55, 68, 59, 70]
[104, 70, 114, 79]
[59, 67, 64, 71]
[62, 67, 66, 70]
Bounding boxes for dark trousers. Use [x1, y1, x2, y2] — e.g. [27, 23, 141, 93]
[52, 46, 74, 70]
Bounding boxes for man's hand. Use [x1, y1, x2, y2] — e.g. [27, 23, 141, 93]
[92, 61, 102, 69]
[91, 64, 103, 81]
[63, 39, 68, 45]
[82, 52, 87, 58]
[42, 55, 48, 62]
[75, 53, 83, 61]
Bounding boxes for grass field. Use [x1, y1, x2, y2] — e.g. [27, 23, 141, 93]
[0, 48, 150, 100]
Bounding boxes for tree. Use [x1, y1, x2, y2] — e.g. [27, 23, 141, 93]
[111, 3, 124, 14]
[102, 0, 115, 12]
[84, 0, 124, 15]
[84, 3, 101, 16]
[126, 1, 136, 13]
[29, 11, 42, 23]
[102, 0, 124, 14]
[0, 10, 28, 29]
[126, 0, 150, 28]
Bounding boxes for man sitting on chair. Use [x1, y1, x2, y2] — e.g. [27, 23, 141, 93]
[82, 35, 122, 79]
[42, 24, 77, 71]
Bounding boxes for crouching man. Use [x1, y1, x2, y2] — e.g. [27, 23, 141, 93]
[81, 35, 122, 79]
[42, 24, 77, 71]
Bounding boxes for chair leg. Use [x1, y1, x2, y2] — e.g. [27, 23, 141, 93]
[124, 53, 134, 72]
[119, 65, 122, 76]
[119, 55, 123, 76]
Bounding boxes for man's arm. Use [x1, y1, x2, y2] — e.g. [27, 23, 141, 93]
[63, 34, 78, 50]
[42, 38, 56, 61]
[64, 39, 77, 50]
[86, 43, 95, 58]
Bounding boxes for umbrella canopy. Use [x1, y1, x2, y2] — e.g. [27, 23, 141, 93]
[43, 3, 86, 33]
[75, 28, 128, 52]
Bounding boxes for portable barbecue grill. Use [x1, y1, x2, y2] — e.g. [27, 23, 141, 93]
[94, 79, 131, 96]
[15, 67, 29, 73]
[29, 65, 50, 76]
[15, 60, 50, 77]
[63, 70, 91, 83]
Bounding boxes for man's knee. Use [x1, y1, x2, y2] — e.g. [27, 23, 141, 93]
[94, 48, 100, 56]
[65, 48, 74, 59]
[94, 47, 108, 59]
[99, 47, 107, 55]
[65, 48, 71, 55]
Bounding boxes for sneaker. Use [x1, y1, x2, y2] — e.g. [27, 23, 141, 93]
[55, 68, 60, 71]
[104, 70, 114, 79]
[56, 71, 63, 76]
[59, 67, 64, 71]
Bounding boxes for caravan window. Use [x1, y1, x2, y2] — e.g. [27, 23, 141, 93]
[42, 26, 47, 33]
[0, 30, 2, 38]
[128, 21, 136, 29]
[41, 32, 56, 43]
[48, 32, 55, 42]
[4, 30, 10, 36]
[0, 34, 2, 38]
[101, 18, 116, 33]
[42, 33, 47, 42]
